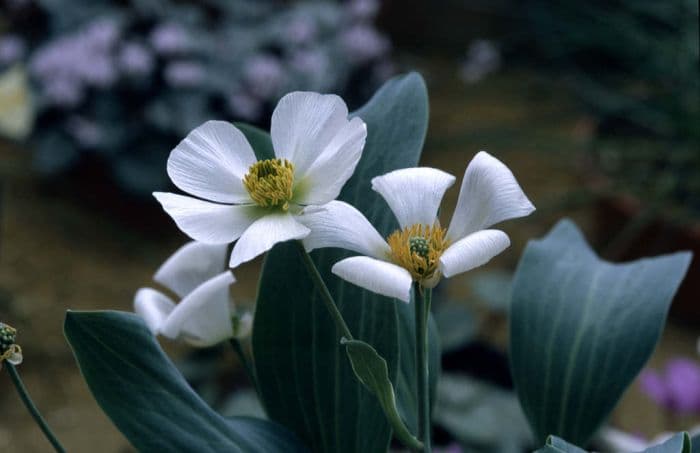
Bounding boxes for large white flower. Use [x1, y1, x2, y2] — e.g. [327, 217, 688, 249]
[134, 241, 251, 346]
[300, 151, 535, 302]
[154, 91, 367, 268]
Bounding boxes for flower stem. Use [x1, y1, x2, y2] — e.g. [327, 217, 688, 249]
[5, 363, 66, 453]
[229, 339, 259, 394]
[415, 285, 432, 452]
[295, 242, 354, 341]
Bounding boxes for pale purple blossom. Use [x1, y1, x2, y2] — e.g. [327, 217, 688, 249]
[340, 25, 390, 63]
[150, 23, 191, 55]
[639, 358, 700, 413]
[244, 54, 284, 99]
[227, 92, 262, 121]
[283, 16, 317, 45]
[42, 78, 84, 107]
[83, 17, 120, 50]
[80, 55, 118, 87]
[460, 39, 501, 84]
[0, 35, 26, 64]
[164, 61, 205, 87]
[118, 42, 154, 76]
[66, 116, 103, 147]
[29, 18, 119, 94]
[290, 49, 328, 77]
[347, 0, 380, 21]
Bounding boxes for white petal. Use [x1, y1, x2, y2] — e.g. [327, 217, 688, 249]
[271, 92, 350, 176]
[229, 212, 310, 268]
[332, 256, 413, 303]
[439, 229, 510, 278]
[299, 201, 389, 259]
[168, 120, 257, 203]
[447, 151, 535, 241]
[133, 288, 176, 335]
[160, 272, 236, 347]
[294, 117, 367, 205]
[154, 241, 228, 298]
[371, 167, 456, 228]
[153, 192, 259, 244]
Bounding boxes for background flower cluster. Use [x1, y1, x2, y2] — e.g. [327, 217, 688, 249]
[0, 0, 392, 194]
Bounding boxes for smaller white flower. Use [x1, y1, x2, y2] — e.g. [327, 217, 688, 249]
[134, 241, 251, 347]
[300, 151, 535, 302]
[154, 91, 367, 268]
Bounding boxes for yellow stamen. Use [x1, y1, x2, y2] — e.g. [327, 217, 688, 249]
[243, 158, 295, 210]
[387, 223, 450, 282]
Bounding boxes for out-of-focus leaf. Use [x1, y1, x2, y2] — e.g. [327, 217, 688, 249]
[537, 433, 691, 453]
[433, 373, 531, 453]
[467, 270, 513, 313]
[432, 303, 477, 353]
[64, 310, 307, 452]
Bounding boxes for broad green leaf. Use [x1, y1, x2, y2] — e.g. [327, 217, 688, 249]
[342, 338, 422, 450]
[252, 73, 435, 452]
[538, 433, 691, 453]
[644, 433, 691, 453]
[64, 310, 307, 453]
[234, 123, 274, 160]
[510, 220, 692, 445]
[691, 433, 700, 453]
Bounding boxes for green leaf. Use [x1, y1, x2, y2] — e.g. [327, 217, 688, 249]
[342, 338, 422, 450]
[644, 433, 691, 453]
[541, 436, 588, 453]
[234, 123, 274, 160]
[64, 310, 307, 453]
[691, 433, 700, 453]
[251, 72, 433, 452]
[509, 220, 692, 446]
[537, 433, 691, 453]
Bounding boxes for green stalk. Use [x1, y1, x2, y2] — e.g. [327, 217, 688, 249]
[5, 363, 66, 453]
[415, 285, 432, 452]
[295, 242, 354, 341]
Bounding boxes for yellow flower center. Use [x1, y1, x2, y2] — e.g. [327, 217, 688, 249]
[243, 158, 295, 210]
[387, 223, 450, 282]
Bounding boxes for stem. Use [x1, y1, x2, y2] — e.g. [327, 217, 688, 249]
[415, 285, 432, 452]
[5, 363, 66, 453]
[229, 339, 259, 394]
[295, 242, 354, 341]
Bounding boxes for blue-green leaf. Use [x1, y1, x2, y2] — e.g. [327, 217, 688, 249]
[64, 310, 307, 453]
[644, 433, 691, 453]
[234, 123, 274, 160]
[538, 433, 690, 453]
[252, 72, 435, 452]
[342, 338, 422, 450]
[510, 220, 692, 445]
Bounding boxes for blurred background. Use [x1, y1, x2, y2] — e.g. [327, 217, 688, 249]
[0, 0, 698, 451]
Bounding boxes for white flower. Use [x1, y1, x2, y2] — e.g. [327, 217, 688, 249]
[300, 151, 535, 302]
[134, 241, 251, 346]
[154, 91, 367, 268]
